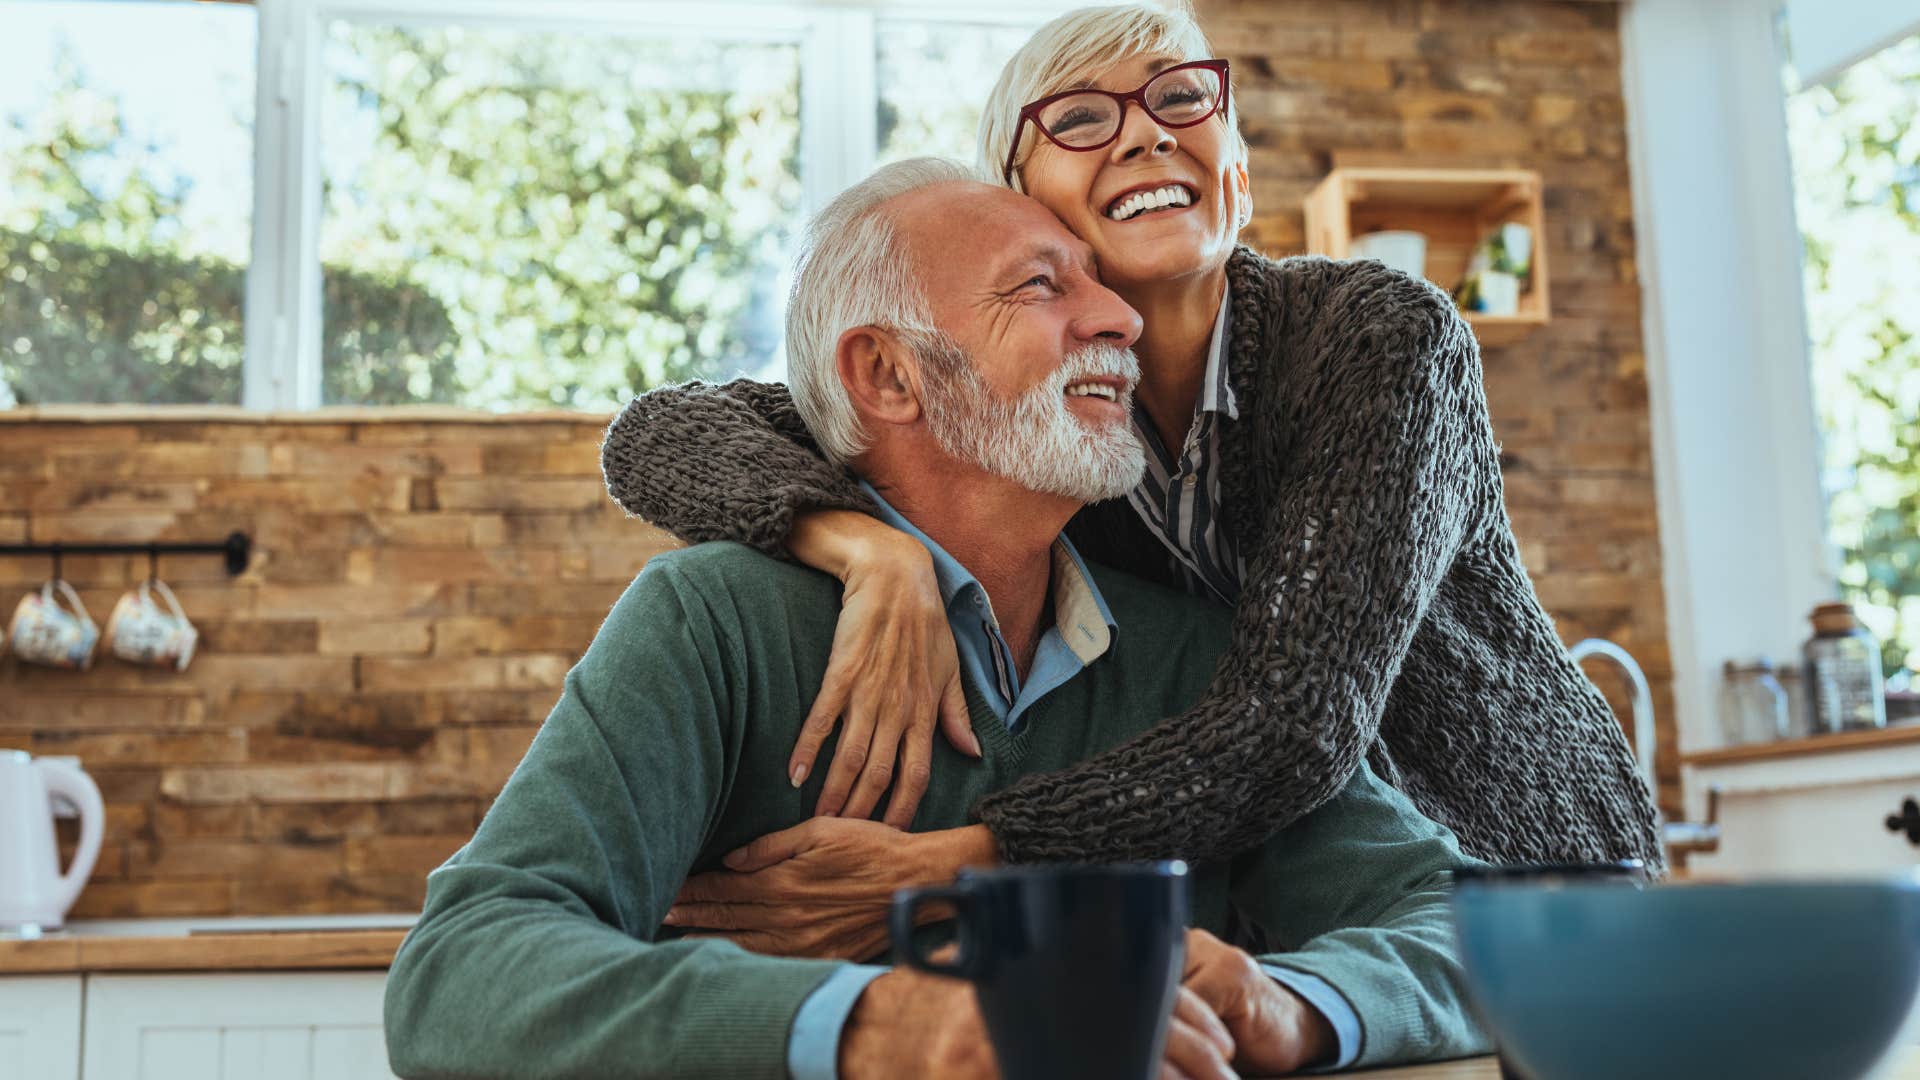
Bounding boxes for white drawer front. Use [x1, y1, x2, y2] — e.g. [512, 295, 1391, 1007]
[0, 975, 83, 1080]
[82, 971, 396, 1080]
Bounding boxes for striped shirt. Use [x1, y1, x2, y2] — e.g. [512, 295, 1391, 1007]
[1126, 286, 1246, 605]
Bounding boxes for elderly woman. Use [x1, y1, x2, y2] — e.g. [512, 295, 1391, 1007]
[602, 4, 1659, 883]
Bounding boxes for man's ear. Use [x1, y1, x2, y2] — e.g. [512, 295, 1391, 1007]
[835, 326, 923, 428]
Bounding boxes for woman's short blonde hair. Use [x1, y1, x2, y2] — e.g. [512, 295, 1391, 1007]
[977, 1, 1243, 193]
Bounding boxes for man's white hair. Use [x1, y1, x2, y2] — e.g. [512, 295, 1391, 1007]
[785, 156, 982, 465]
[977, 1, 1244, 193]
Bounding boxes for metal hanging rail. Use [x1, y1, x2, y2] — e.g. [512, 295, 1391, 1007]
[0, 532, 252, 577]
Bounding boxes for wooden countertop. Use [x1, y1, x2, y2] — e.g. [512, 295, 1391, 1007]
[0, 928, 407, 975]
[1345, 1047, 1920, 1078]
[1344, 1059, 1500, 1079]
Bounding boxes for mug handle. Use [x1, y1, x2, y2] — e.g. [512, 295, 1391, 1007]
[51, 578, 96, 629]
[891, 883, 984, 980]
[147, 577, 188, 622]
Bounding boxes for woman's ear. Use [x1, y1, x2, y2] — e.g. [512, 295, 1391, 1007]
[1232, 154, 1253, 231]
[835, 326, 923, 428]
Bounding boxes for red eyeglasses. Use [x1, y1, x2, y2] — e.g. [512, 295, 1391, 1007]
[1001, 59, 1231, 185]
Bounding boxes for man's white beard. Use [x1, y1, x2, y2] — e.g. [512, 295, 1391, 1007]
[916, 335, 1146, 504]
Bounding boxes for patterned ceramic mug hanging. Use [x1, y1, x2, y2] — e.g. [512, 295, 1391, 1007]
[106, 577, 198, 672]
[9, 579, 100, 670]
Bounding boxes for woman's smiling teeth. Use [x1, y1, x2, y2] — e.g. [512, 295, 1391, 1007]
[1065, 382, 1119, 401]
[1106, 184, 1195, 222]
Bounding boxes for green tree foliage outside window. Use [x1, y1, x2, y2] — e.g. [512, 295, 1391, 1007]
[2, 48, 247, 406]
[320, 25, 801, 408]
[1787, 33, 1920, 680]
[2, 25, 799, 411]
[1, 45, 456, 407]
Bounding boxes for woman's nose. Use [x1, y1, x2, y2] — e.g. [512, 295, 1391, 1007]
[1109, 102, 1176, 164]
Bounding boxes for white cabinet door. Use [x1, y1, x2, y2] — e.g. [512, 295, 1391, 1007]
[82, 971, 397, 1080]
[1692, 776, 1920, 877]
[0, 974, 83, 1080]
[1687, 743, 1920, 878]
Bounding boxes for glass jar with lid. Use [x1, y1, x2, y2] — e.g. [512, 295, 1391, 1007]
[1721, 658, 1789, 746]
[1803, 602, 1888, 733]
[1775, 664, 1815, 739]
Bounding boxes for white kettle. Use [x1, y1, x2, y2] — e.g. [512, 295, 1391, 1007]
[0, 751, 104, 933]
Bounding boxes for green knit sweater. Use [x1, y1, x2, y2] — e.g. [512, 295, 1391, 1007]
[383, 543, 1491, 1078]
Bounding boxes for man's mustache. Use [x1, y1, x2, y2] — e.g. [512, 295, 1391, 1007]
[1041, 343, 1141, 404]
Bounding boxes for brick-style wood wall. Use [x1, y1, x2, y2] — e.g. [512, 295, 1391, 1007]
[2, 0, 1672, 918]
[0, 413, 680, 917]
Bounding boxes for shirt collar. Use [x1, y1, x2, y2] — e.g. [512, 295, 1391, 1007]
[859, 480, 1116, 664]
[1197, 283, 1239, 420]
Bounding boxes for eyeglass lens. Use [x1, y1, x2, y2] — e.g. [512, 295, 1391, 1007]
[1037, 66, 1222, 148]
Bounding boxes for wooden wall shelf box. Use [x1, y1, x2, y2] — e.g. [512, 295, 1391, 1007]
[1302, 167, 1550, 347]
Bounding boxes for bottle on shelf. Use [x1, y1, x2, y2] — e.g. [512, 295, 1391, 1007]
[1721, 658, 1789, 746]
[1802, 602, 1888, 733]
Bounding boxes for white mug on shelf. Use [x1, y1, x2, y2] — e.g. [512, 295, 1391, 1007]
[1347, 230, 1428, 280]
[1476, 271, 1521, 317]
[8, 580, 99, 670]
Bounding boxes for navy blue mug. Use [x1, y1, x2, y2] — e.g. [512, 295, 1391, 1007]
[890, 861, 1189, 1080]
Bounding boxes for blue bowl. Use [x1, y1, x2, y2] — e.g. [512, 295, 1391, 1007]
[1452, 873, 1920, 1080]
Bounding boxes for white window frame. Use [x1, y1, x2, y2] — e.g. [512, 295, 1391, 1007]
[1620, 0, 1918, 797]
[240, 0, 1066, 410]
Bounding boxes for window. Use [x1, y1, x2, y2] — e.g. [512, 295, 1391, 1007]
[320, 22, 803, 409]
[876, 18, 1035, 165]
[1784, 30, 1920, 683]
[0, 0, 1055, 411]
[0, 0, 257, 407]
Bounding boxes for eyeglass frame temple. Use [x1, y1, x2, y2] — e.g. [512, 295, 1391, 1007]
[1000, 58, 1231, 186]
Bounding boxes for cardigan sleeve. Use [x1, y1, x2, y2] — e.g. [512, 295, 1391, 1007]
[600, 378, 876, 556]
[972, 272, 1491, 865]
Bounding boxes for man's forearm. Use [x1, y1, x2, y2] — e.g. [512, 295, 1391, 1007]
[387, 865, 847, 1079]
[1254, 873, 1490, 1068]
[1228, 763, 1492, 1069]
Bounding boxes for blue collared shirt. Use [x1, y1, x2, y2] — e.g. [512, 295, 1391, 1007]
[857, 480, 1117, 734]
[785, 481, 1360, 1078]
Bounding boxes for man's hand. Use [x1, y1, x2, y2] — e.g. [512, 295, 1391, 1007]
[1181, 928, 1337, 1076]
[841, 969, 1239, 1080]
[662, 819, 996, 960]
[839, 969, 997, 1079]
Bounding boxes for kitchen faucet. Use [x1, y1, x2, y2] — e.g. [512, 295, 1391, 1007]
[1568, 638, 1722, 866]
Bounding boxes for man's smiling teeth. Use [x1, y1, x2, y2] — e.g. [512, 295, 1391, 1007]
[1107, 185, 1194, 221]
[1065, 382, 1119, 401]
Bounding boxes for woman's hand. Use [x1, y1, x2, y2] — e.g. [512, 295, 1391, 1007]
[662, 819, 997, 960]
[787, 510, 980, 827]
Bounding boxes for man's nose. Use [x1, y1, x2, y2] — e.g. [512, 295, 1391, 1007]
[1109, 100, 1176, 165]
[1074, 281, 1143, 351]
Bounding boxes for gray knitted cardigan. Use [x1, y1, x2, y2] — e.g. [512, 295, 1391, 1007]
[600, 247, 1666, 873]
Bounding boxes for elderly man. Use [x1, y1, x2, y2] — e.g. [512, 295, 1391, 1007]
[383, 157, 1490, 1079]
